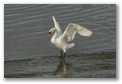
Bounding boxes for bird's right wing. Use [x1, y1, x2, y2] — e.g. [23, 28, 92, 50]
[61, 23, 92, 41]
[52, 16, 62, 34]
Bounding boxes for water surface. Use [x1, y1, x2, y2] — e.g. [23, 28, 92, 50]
[5, 51, 116, 78]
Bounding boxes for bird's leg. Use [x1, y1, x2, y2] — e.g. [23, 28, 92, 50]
[60, 56, 65, 64]
[63, 53, 66, 58]
[59, 50, 63, 58]
[61, 52, 65, 60]
[59, 50, 66, 59]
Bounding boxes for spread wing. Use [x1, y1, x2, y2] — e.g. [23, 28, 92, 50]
[52, 16, 62, 34]
[61, 23, 92, 41]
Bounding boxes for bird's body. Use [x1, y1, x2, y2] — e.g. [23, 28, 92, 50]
[48, 16, 92, 58]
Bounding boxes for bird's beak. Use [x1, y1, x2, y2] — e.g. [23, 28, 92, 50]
[48, 32, 51, 37]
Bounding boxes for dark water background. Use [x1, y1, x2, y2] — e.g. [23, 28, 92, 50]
[4, 4, 116, 78]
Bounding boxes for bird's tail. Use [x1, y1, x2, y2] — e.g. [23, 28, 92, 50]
[68, 43, 75, 49]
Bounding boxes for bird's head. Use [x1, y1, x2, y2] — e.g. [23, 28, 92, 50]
[48, 27, 56, 37]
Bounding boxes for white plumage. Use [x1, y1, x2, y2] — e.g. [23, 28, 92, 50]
[48, 16, 92, 58]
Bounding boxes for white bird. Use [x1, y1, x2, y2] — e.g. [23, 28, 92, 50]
[48, 16, 92, 58]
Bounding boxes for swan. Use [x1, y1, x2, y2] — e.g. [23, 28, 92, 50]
[48, 16, 92, 58]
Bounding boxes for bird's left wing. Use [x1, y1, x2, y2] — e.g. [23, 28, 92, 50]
[61, 23, 92, 42]
[52, 16, 62, 34]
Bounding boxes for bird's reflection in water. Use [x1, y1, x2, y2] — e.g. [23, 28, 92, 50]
[54, 58, 72, 78]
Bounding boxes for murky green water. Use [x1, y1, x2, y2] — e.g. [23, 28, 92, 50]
[4, 51, 116, 78]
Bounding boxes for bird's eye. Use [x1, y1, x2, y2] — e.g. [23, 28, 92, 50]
[48, 32, 51, 34]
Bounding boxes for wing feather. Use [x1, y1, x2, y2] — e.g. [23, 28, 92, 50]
[61, 23, 92, 41]
[76, 24, 92, 37]
[52, 16, 62, 34]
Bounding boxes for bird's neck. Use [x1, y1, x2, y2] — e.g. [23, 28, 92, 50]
[51, 31, 58, 44]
